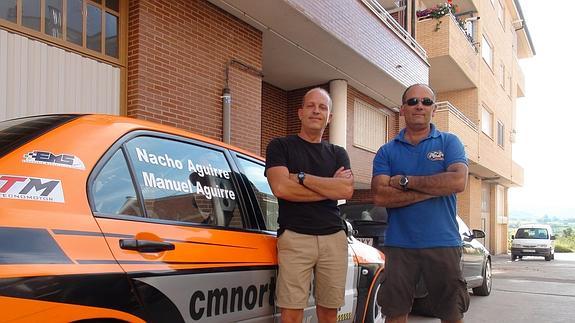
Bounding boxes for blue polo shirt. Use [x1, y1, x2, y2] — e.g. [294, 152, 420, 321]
[372, 124, 467, 248]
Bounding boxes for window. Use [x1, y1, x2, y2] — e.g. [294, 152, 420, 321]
[496, 0, 505, 27]
[497, 120, 505, 147]
[92, 149, 143, 217]
[481, 106, 493, 137]
[236, 157, 279, 231]
[0, 0, 121, 61]
[123, 136, 243, 228]
[482, 35, 493, 70]
[353, 99, 388, 152]
[499, 61, 505, 88]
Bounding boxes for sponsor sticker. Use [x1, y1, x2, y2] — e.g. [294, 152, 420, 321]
[0, 175, 65, 203]
[427, 150, 445, 161]
[23, 150, 85, 170]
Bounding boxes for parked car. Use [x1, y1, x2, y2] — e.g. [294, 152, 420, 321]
[341, 204, 492, 315]
[511, 224, 555, 261]
[0, 114, 385, 323]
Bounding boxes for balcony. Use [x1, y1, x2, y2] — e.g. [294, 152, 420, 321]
[416, 13, 479, 92]
[514, 57, 526, 97]
[510, 161, 524, 187]
[434, 101, 479, 163]
[420, 0, 478, 14]
[208, 0, 429, 106]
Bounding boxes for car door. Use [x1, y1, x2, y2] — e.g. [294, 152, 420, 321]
[457, 217, 483, 284]
[231, 153, 359, 322]
[89, 132, 277, 323]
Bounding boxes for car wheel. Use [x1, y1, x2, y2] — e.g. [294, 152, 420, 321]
[472, 259, 491, 296]
[545, 255, 552, 261]
[518, 255, 523, 259]
[511, 254, 517, 261]
[365, 280, 384, 323]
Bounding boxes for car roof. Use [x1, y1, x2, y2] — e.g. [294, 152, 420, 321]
[3, 114, 264, 161]
[517, 224, 552, 229]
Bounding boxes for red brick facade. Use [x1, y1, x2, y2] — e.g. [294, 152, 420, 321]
[127, 0, 263, 154]
[261, 82, 288, 156]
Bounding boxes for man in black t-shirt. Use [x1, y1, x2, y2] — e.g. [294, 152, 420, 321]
[265, 87, 354, 323]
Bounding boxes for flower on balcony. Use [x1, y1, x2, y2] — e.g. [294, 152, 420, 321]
[417, 2, 459, 31]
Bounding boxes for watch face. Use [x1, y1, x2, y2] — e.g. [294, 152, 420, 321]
[400, 176, 408, 186]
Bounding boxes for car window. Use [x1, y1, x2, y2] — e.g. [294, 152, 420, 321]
[0, 114, 81, 158]
[236, 156, 278, 231]
[516, 228, 548, 239]
[92, 149, 144, 216]
[124, 136, 243, 228]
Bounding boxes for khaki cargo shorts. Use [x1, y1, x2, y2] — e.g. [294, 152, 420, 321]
[276, 229, 348, 309]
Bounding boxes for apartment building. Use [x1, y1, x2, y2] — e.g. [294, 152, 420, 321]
[409, 0, 534, 254]
[0, 0, 532, 254]
[0, 0, 426, 207]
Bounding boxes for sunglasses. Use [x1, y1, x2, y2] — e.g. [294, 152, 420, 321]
[405, 97, 434, 106]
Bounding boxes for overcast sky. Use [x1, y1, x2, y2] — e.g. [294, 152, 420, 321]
[508, 0, 575, 217]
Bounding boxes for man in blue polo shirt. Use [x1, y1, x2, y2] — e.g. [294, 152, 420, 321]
[372, 84, 470, 323]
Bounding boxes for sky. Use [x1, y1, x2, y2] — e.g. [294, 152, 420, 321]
[508, 0, 575, 218]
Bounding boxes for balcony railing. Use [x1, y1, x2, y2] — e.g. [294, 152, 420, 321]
[436, 101, 478, 132]
[361, 0, 428, 60]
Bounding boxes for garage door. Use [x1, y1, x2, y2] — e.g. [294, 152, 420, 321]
[0, 28, 120, 121]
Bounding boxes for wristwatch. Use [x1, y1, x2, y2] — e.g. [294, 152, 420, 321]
[399, 175, 409, 191]
[297, 172, 306, 186]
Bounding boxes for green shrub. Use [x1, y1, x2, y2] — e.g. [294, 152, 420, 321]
[555, 241, 574, 253]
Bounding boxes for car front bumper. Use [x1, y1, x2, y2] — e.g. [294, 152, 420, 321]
[511, 247, 552, 257]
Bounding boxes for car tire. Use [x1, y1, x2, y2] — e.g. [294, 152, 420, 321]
[472, 260, 492, 296]
[545, 255, 552, 261]
[511, 254, 517, 261]
[364, 279, 385, 323]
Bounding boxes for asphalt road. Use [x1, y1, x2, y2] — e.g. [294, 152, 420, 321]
[408, 253, 575, 322]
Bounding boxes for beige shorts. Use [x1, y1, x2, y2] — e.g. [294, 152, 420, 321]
[276, 229, 348, 309]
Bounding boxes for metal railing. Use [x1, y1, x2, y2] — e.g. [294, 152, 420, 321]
[361, 0, 428, 61]
[435, 101, 478, 132]
[448, 13, 478, 52]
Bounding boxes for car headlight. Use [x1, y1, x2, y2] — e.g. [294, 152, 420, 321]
[512, 243, 521, 248]
[538, 244, 548, 248]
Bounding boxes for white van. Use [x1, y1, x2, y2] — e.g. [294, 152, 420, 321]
[511, 224, 555, 261]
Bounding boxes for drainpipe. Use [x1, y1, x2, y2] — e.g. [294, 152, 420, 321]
[222, 87, 232, 144]
[222, 59, 263, 144]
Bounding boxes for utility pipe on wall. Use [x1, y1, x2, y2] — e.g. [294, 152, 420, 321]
[222, 59, 263, 144]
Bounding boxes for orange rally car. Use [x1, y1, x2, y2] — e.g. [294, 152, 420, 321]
[0, 114, 385, 322]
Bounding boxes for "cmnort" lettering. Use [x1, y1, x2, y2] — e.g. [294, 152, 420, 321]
[189, 276, 275, 320]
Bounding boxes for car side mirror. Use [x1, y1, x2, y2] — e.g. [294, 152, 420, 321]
[551, 235, 556, 240]
[344, 220, 355, 238]
[511, 235, 515, 239]
[472, 229, 485, 239]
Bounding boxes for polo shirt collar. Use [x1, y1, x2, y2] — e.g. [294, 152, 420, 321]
[395, 123, 440, 144]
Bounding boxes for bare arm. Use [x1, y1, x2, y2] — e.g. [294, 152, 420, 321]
[389, 163, 468, 196]
[371, 174, 435, 208]
[296, 166, 354, 200]
[266, 166, 327, 202]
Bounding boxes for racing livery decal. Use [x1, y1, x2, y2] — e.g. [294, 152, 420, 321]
[0, 175, 65, 203]
[23, 150, 85, 170]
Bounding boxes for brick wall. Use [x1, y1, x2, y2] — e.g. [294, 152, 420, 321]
[261, 82, 288, 156]
[127, 0, 263, 154]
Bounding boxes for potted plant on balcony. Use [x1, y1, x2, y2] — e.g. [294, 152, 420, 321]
[416, 0, 459, 31]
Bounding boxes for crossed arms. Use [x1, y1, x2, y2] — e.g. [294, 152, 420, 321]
[266, 166, 354, 202]
[371, 163, 468, 208]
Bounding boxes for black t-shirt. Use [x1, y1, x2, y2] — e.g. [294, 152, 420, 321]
[265, 135, 351, 235]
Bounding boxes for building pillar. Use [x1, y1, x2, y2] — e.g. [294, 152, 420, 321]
[329, 79, 348, 148]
